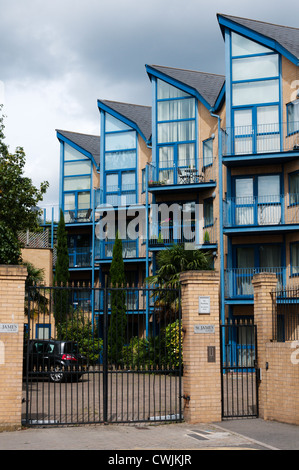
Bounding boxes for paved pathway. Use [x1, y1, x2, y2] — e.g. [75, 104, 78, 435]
[1, 419, 298, 450]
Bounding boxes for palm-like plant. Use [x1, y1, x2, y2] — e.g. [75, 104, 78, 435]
[146, 244, 213, 319]
[147, 243, 213, 287]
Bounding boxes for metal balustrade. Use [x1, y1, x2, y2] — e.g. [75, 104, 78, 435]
[147, 158, 216, 188]
[223, 195, 299, 227]
[222, 121, 299, 157]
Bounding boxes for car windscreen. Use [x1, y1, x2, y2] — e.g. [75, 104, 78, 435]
[63, 342, 79, 354]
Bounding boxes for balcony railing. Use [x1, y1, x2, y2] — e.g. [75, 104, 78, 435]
[65, 208, 93, 224]
[149, 220, 217, 247]
[222, 122, 299, 157]
[224, 266, 294, 299]
[223, 195, 299, 228]
[95, 240, 138, 260]
[147, 158, 216, 189]
[69, 248, 92, 267]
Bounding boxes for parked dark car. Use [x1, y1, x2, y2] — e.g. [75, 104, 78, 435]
[23, 339, 88, 383]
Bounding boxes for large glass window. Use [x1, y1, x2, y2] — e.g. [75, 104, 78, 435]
[104, 113, 137, 205]
[63, 143, 92, 222]
[231, 32, 280, 155]
[156, 79, 196, 185]
[234, 174, 281, 225]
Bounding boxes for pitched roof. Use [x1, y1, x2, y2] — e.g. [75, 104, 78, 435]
[147, 65, 225, 109]
[56, 130, 101, 166]
[98, 100, 152, 142]
[218, 14, 299, 62]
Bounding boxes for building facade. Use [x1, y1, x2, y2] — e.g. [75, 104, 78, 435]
[40, 14, 299, 339]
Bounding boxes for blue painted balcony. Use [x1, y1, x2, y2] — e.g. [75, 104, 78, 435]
[64, 208, 93, 224]
[147, 159, 216, 194]
[223, 195, 299, 234]
[224, 266, 286, 301]
[68, 247, 92, 268]
[222, 121, 299, 166]
[148, 220, 217, 249]
[95, 239, 140, 262]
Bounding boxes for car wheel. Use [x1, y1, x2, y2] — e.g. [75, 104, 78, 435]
[50, 366, 65, 383]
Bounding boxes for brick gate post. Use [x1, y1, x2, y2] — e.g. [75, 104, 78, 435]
[180, 270, 221, 423]
[0, 265, 27, 430]
[252, 272, 277, 420]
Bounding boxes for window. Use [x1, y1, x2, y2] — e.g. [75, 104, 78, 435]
[63, 144, 92, 221]
[104, 113, 137, 205]
[230, 32, 280, 155]
[204, 199, 213, 227]
[291, 243, 299, 276]
[203, 139, 213, 166]
[287, 100, 299, 135]
[289, 172, 299, 205]
[156, 80, 196, 184]
[234, 174, 281, 225]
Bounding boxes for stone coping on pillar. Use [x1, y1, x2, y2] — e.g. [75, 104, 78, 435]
[180, 270, 219, 284]
[0, 265, 28, 280]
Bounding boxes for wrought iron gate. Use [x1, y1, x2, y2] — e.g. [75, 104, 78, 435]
[220, 320, 259, 419]
[23, 284, 182, 426]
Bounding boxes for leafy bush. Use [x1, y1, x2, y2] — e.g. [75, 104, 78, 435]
[57, 313, 103, 365]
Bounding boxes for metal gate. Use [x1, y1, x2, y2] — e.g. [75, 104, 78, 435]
[220, 320, 259, 419]
[23, 284, 182, 426]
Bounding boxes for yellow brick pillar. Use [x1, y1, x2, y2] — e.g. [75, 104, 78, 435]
[180, 270, 221, 423]
[0, 265, 27, 430]
[252, 272, 277, 421]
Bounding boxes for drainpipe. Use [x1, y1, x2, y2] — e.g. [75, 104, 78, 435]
[209, 110, 225, 325]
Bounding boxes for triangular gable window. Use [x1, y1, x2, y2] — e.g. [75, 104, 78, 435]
[231, 32, 273, 57]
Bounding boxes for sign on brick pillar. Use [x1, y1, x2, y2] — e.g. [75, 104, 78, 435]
[0, 265, 27, 430]
[180, 270, 221, 424]
[252, 272, 277, 421]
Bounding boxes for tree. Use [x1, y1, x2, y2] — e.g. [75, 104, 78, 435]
[24, 262, 49, 316]
[0, 105, 49, 264]
[108, 231, 127, 366]
[53, 209, 70, 325]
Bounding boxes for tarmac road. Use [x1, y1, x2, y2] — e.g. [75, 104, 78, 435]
[0, 418, 298, 451]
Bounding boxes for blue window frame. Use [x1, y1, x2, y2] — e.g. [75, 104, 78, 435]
[104, 114, 137, 205]
[290, 242, 299, 277]
[156, 79, 197, 184]
[289, 171, 299, 205]
[232, 173, 282, 226]
[62, 143, 92, 222]
[231, 243, 284, 297]
[229, 31, 281, 155]
[68, 234, 91, 267]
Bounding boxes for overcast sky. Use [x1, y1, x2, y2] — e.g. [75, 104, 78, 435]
[1, 0, 298, 213]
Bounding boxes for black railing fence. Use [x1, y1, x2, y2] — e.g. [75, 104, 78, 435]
[23, 284, 182, 426]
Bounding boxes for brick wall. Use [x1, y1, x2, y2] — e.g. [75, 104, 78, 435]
[0, 265, 27, 430]
[180, 270, 221, 423]
[253, 272, 299, 425]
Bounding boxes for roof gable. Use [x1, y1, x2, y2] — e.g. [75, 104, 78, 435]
[98, 100, 152, 143]
[146, 64, 225, 110]
[56, 130, 101, 166]
[218, 14, 299, 64]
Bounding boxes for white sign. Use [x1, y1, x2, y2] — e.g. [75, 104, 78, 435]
[0, 323, 19, 334]
[198, 296, 210, 314]
[194, 324, 215, 334]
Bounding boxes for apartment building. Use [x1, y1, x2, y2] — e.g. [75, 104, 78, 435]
[41, 13, 298, 334]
